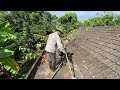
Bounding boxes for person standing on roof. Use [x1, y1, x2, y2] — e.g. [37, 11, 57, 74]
[45, 29, 66, 71]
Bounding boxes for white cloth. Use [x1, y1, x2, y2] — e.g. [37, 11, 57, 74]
[45, 32, 65, 53]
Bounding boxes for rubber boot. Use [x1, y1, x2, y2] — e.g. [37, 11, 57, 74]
[52, 64, 56, 72]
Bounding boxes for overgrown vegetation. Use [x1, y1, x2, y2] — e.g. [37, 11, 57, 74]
[84, 11, 120, 30]
[0, 11, 82, 79]
[0, 21, 21, 78]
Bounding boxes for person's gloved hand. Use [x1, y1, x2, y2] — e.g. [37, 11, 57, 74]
[59, 51, 64, 56]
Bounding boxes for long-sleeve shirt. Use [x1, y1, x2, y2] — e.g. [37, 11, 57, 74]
[45, 32, 65, 53]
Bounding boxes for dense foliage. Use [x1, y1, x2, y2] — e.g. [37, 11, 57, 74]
[84, 12, 120, 30]
[58, 12, 83, 33]
[0, 21, 21, 78]
[0, 11, 82, 78]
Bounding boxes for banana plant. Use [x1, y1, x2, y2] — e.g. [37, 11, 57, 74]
[0, 21, 21, 77]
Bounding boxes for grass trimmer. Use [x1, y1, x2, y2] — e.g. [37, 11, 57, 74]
[65, 52, 77, 79]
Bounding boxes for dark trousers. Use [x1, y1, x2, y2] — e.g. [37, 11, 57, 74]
[48, 52, 56, 70]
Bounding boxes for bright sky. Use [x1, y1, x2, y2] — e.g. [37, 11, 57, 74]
[48, 11, 120, 22]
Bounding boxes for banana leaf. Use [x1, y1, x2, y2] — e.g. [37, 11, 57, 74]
[0, 57, 21, 74]
[0, 48, 14, 58]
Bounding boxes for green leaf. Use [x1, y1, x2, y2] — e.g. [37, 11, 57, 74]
[0, 21, 8, 30]
[0, 48, 14, 58]
[8, 57, 21, 71]
[5, 22, 10, 28]
[5, 43, 16, 50]
[36, 43, 42, 48]
[0, 36, 6, 46]
[0, 57, 21, 75]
